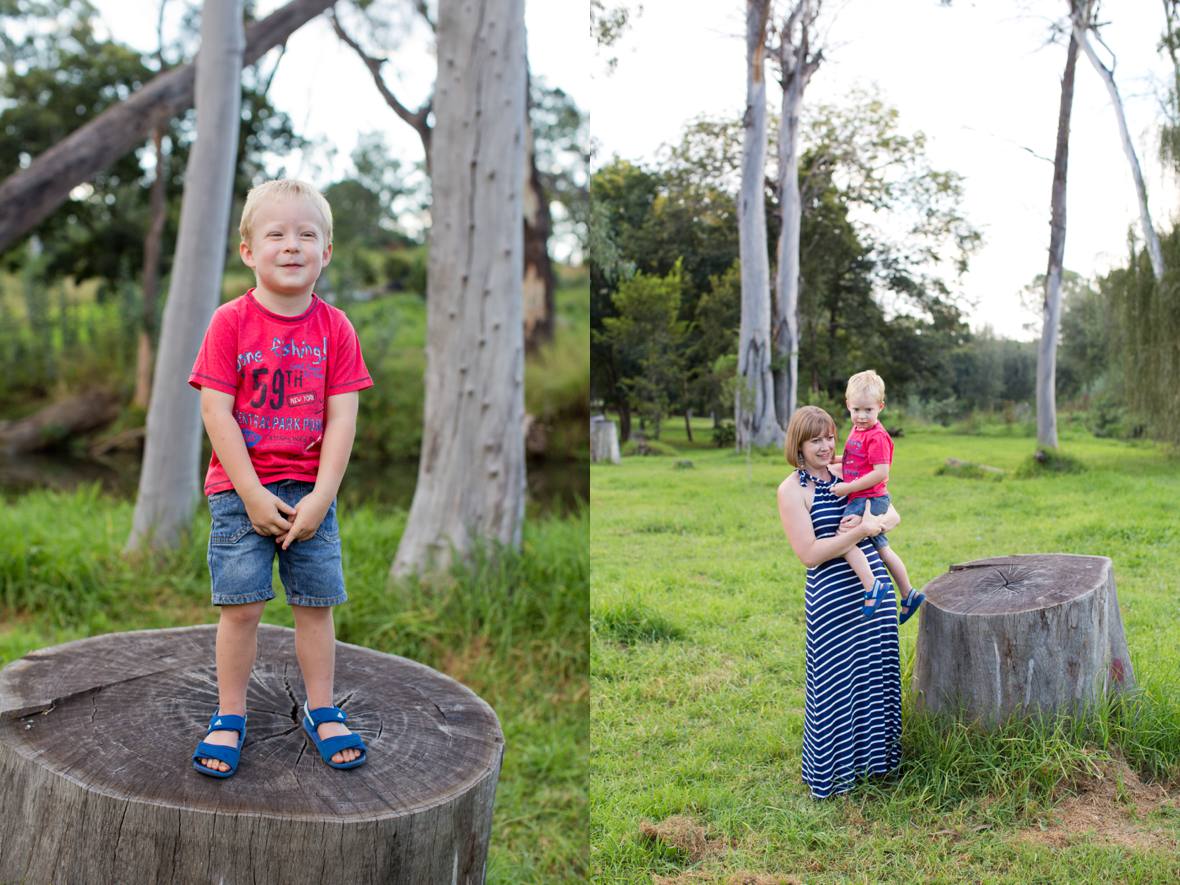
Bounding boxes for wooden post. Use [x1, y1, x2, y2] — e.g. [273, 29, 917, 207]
[590, 416, 621, 464]
[912, 554, 1135, 729]
[0, 625, 504, 884]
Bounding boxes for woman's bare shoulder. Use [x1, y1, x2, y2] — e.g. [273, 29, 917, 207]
[777, 472, 804, 504]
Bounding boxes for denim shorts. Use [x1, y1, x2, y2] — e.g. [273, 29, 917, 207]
[207, 480, 347, 607]
[842, 493, 890, 548]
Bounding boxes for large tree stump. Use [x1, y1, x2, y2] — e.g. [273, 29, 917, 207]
[590, 416, 621, 464]
[0, 625, 504, 884]
[912, 554, 1135, 728]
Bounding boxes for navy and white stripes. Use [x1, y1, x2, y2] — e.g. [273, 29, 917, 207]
[799, 470, 902, 798]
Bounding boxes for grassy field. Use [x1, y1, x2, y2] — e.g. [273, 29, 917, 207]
[591, 422, 1180, 883]
[0, 489, 587, 883]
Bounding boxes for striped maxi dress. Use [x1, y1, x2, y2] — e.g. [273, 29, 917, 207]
[797, 468, 902, 799]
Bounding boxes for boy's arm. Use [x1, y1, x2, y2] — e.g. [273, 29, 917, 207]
[832, 463, 889, 497]
[279, 392, 359, 549]
[200, 388, 296, 535]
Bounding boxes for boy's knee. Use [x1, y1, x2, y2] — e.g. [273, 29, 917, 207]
[219, 600, 266, 625]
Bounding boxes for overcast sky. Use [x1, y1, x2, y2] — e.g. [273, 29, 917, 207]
[589, 0, 1178, 340]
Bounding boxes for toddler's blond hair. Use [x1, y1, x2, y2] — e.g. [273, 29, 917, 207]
[239, 179, 333, 245]
[846, 369, 885, 404]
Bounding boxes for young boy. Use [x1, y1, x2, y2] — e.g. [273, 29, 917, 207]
[830, 370, 925, 624]
[189, 179, 372, 777]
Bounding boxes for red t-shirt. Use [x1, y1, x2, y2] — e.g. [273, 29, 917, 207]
[840, 422, 893, 500]
[188, 290, 373, 495]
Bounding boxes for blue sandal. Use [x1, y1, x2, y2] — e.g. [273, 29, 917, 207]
[303, 702, 367, 770]
[898, 588, 926, 625]
[861, 578, 891, 620]
[191, 711, 246, 778]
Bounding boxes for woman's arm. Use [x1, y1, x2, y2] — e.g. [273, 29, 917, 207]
[777, 480, 886, 568]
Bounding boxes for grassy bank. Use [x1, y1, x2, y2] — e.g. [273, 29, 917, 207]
[591, 428, 1180, 882]
[0, 487, 587, 883]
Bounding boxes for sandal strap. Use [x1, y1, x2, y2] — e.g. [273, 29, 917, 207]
[305, 703, 348, 727]
[192, 742, 241, 765]
[205, 713, 246, 736]
[313, 733, 366, 758]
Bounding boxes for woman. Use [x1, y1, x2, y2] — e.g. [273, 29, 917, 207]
[777, 405, 902, 799]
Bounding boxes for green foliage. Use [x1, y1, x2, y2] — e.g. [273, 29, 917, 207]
[711, 422, 735, 449]
[0, 486, 588, 882]
[1015, 448, 1086, 478]
[591, 601, 683, 645]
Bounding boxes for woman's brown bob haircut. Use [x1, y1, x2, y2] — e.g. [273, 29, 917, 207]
[783, 405, 837, 468]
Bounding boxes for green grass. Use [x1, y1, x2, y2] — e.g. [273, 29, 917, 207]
[591, 428, 1180, 882]
[0, 487, 587, 883]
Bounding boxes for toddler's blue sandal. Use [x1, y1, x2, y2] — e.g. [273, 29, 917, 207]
[861, 578, 890, 620]
[898, 588, 926, 625]
[191, 711, 246, 778]
[303, 701, 367, 770]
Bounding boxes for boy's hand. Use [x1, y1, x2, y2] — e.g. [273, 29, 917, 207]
[831, 482, 851, 497]
[241, 488, 297, 536]
[278, 490, 332, 549]
[837, 513, 862, 534]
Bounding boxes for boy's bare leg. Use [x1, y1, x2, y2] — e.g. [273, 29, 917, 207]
[291, 604, 360, 764]
[846, 545, 876, 592]
[198, 600, 266, 772]
[878, 546, 913, 596]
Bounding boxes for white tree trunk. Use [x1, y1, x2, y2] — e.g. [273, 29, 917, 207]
[773, 1, 820, 429]
[393, 0, 527, 578]
[736, 0, 783, 450]
[126, 0, 245, 552]
[1037, 20, 1080, 452]
[1074, 20, 1165, 280]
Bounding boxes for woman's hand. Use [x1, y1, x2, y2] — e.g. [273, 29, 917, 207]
[858, 510, 886, 538]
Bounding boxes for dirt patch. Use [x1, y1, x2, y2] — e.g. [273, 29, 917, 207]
[640, 815, 726, 862]
[1018, 757, 1177, 851]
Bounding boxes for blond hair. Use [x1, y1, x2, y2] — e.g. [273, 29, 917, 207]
[239, 179, 333, 245]
[846, 369, 885, 404]
[783, 405, 837, 467]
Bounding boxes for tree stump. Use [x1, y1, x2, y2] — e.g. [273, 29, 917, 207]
[0, 625, 504, 884]
[590, 416, 620, 464]
[912, 554, 1135, 728]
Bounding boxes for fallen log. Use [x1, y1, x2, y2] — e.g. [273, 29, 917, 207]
[0, 388, 121, 454]
[0, 625, 504, 884]
[912, 554, 1135, 729]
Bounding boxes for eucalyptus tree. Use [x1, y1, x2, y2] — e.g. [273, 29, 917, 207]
[392, 0, 527, 578]
[736, 0, 783, 448]
[126, 0, 245, 552]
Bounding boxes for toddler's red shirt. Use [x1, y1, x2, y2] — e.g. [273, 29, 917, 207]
[188, 290, 373, 495]
[840, 421, 893, 500]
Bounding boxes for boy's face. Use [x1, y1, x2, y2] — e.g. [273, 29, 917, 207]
[847, 393, 883, 431]
[240, 197, 332, 301]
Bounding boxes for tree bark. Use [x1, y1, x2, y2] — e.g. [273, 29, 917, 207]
[737, 0, 785, 450]
[392, 0, 527, 578]
[1073, 15, 1165, 280]
[773, 1, 821, 429]
[126, 0, 245, 553]
[0, 625, 503, 884]
[1037, 13, 1079, 452]
[912, 555, 1135, 730]
[134, 125, 169, 410]
[0, 0, 335, 256]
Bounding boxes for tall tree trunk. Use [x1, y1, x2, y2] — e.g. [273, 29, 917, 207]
[773, 1, 821, 429]
[1038, 10, 1081, 452]
[523, 96, 555, 352]
[736, 0, 784, 450]
[1073, 15, 1165, 279]
[134, 125, 168, 410]
[392, 0, 527, 578]
[126, 0, 245, 552]
[0, 0, 334, 255]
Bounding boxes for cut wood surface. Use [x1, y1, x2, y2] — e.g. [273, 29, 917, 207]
[0, 625, 504, 884]
[912, 554, 1135, 729]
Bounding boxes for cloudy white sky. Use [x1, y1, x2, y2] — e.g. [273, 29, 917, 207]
[590, 0, 1178, 340]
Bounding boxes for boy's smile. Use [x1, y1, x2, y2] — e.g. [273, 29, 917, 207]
[240, 196, 332, 314]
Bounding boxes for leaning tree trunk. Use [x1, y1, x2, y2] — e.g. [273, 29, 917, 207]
[126, 0, 245, 553]
[773, 0, 821, 428]
[912, 555, 1135, 730]
[392, 0, 527, 578]
[1037, 10, 1080, 452]
[1073, 17, 1165, 280]
[0, 0, 335, 255]
[523, 102, 556, 352]
[134, 124, 169, 410]
[0, 625, 503, 884]
[736, 0, 783, 450]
